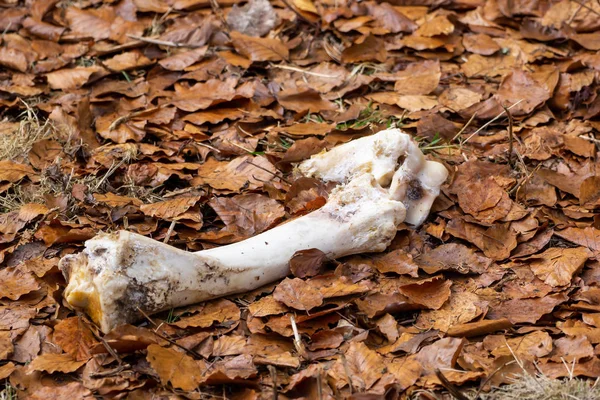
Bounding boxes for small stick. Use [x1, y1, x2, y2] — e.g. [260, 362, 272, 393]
[268, 365, 278, 400]
[435, 369, 470, 400]
[246, 160, 291, 184]
[163, 220, 177, 244]
[452, 111, 477, 142]
[502, 104, 514, 167]
[462, 99, 523, 145]
[340, 352, 354, 393]
[270, 64, 340, 78]
[126, 34, 199, 48]
[290, 315, 307, 358]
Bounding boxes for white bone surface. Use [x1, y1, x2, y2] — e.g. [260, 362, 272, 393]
[60, 128, 448, 333]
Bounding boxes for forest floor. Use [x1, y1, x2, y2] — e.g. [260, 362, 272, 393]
[1, 0, 600, 398]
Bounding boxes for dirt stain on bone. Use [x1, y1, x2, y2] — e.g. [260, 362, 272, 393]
[407, 179, 424, 201]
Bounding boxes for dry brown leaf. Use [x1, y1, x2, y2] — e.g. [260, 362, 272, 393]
[334, 342, 385, 391]
[209, 194, 285, 239]
[158, 46, 208, 71]
[193, 156, 278, 192]
[52, 317, 98, 361]
[527, 247, 591, 287]
[0, 331, 12, 360]
[487, 293, 568, 324]
[141, 195, 202, 220]
[174, 299, 240, 328]
[555, 227, 600, 254]
[0, 161, 35, 183]
[0, 362, 15, 380]
[488, 331, 552, 360]
[28, 353, 86, 374]
[393, 60, 441, 95]
[417, 288, 487, 332]
[416, 243, 492, 274]
[230, 31, 288, 62]
[248, 295, 288, 317]
[446, 219, 518, 260]
[45, 66, 105, 90]
[416, 337, 466, 376]
[370, 249, 419, 277]
[0, 267, 39, 300]
[103, 50, 153, 72]
[146, 344, 205, 391]
[446, 319, 513, 338]
[289, 248, 327, 278]
[273, 278, 324, 311]
[308, 330, 344, 351]
[341, 35, 387, 63]
[398, 277, 452, 310]
[415, 15, 454, 37]
[277, 88, 337, 113]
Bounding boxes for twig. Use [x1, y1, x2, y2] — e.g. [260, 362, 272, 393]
[270, 64, 340, 78]
[435, 369, 470, 400]
[246, 160, 292, 184]
[316, 370, 323, 400]
[268, 365, 278, 400]
[109, 106, 159, 131]
[127, 34, 199, 48]
[136, 306, 159, 328]
[279, 0, 319, 27]
[210, 0, 230, 32]
[462, 99, 524, 145]
[151, 329, 204, 359]
[571, 0, 600, 16]
[290, 315, 307, 358]
[452, 111, 477, 142]
[340, 353, 354, 393]
[502, 104, 515, 167]
[163, 220, 176, 244]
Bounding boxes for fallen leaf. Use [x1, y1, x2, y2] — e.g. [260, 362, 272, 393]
[488, 331, 552, 360]
[446, 319, 513, 338]
[209, 194, 285, 239]
[0, 161, 35, 183]
[248, 296, 288, 317]
[398, 277, 452, 310]
[52, 317, 98, 361]
[45, 66, 105, 90]
[393, 60, 441, 95]
[333, 342, 385, 391]
[527, 247, 591, 287]
[341, 35, 387, 63]
[289, 249, 327, 278]
[193, 156, 278, 192]
[28, 354, 86, 373]
[555, 227, 600, 254]
[370, 249, 419, 277]
[230, 31, 288, 62]
[273, 278, 323, 311]
[141, 195, 202, 220]
[0, 267, 40, 300]
[416, 243, 492, 274]
[416, 337, 466, 375]
[0, 331, 12, 360]
[174, 299, 240, 328]
[146, 344, 205, 391]
[487, 293, 568, 324]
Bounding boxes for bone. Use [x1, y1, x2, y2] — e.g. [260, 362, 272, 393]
[60, 129, 448, 333]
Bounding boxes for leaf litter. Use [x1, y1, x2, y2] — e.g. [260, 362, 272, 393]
[1, 0, 600, 398]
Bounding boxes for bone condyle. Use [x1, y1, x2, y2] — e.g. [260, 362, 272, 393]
[59, 128, 448, 333]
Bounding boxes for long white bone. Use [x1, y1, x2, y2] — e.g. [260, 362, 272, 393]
[59, 129, 448, 333]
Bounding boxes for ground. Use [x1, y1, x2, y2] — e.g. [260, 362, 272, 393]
[0, 0, 600, 399]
